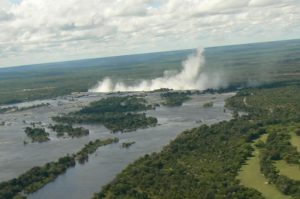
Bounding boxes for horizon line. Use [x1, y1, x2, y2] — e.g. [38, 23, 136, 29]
[1, 38, 299, 70]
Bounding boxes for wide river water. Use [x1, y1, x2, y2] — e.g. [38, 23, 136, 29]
[0, 92, 234, 199]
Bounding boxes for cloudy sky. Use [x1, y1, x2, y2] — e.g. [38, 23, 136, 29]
[0, 0, 299, 68]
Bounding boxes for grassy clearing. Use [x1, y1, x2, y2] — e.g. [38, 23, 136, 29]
[272, 130, 300, 181]
[291, 132, 300, 152]
[285, 123, 300, 153]
[237, 134, 291, 199]
[275, 160, 300, 181]
[267, 123, 300, 181]
[259, 133, 268, 143]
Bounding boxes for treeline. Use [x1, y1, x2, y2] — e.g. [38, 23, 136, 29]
[24, 127, 50, 143]
[226, 83, 300, 198]
[52, 96, 157, 133]
[94, 118, 266, 199]
[0, 138, 118, 199]
[80, 96, 152, 113]
[93, 83, 300, 199]
[259, 131, 300, 197]
[225, 85, 300, 123]
[0, 156, 75, 199]
[49, 124, 89, 138]
[160, 91, 192, 106]
[76, 138, 119, 164]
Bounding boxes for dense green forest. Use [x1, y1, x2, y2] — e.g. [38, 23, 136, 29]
[76, 138, 119, 164]
[24, 127, 50, 143]
[52, 96, 157, 133]
[160, 91, 192, 106]
[93, 82, 300, 199]
[0, 138, 118, 199]
[94, 119, 265, 199]
[49, 124, 89, 138]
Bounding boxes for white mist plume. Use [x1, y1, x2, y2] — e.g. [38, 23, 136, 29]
[89, 48, 225, 92]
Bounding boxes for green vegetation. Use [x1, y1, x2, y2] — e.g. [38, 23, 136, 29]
[76, 138, 119, 164]
[238, 135, 291, 199]
[49, 124, 89, 138]
[240, 123, 300, 198]
[0, 50, 190, 105]
[259, 131, 300, 197]
[93, 83, 300, 199]
[227, 84, 300, 198]
[203, 101, 214, 108]
[1, 40, 300, 198]
[275, 160, 300, 181]
[225, 84, 300, 123]
[52, 96, 157, 133]
[0, 138, 118, 199]
[122, 141, 136, 148]
[24, 127, 50, 143]
[291, 132, 300, 152]
[94, 119, 265, 199]
[1, 39, 300, 106]
[0, 155, 75, 199]
[262, 131, 299, 164]
[238, 150, 290, 199]
[160, 91, 192, 106]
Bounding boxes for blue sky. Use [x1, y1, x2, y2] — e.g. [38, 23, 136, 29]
[0, 0, 299, 68]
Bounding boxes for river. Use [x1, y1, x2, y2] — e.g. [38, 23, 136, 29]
[0, 92, 234, 199]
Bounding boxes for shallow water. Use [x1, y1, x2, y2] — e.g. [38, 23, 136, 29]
[0, 92, 233, 199]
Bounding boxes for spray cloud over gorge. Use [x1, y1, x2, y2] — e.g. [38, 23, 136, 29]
[89, 48, 226, 92]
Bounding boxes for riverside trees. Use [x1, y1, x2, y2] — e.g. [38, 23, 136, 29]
[52, 96, 157, 133]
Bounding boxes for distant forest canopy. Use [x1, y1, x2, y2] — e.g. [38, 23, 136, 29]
[0, 39, 300, 105]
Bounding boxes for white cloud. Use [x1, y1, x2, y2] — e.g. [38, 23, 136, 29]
[249, 0, 279, 7]
[0, 0, 299, 67]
